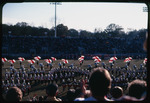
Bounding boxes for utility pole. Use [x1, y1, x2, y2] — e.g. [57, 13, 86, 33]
[50, 2, 61, 37]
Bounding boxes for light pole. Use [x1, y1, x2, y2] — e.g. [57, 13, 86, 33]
[143, 7, 148, 12]
[50, 2, 61, 38]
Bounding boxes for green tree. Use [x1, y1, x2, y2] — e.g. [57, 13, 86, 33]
[56, 24, 68, 37]
[104, 23, 125, 37]
[67, 29, 79, 37]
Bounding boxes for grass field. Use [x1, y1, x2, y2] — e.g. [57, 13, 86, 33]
[2, 59, 145, 101]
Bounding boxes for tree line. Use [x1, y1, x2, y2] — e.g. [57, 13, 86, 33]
[2, 22, 147, 38]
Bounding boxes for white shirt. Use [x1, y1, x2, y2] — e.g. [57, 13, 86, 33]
[74, 98, 85, 101]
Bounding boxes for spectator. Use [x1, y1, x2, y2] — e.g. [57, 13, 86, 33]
[143, 32, 148, 51]
[75, 67, 112, 101]
[127, 79, 147, 100]
[110, 86, 123, 100]
[74, 88, 85, 101]
[45, 84, 62, 101]
[39, 96, 44, 101]
[64, 89, 76, 101]
[5, 86, 23, 102]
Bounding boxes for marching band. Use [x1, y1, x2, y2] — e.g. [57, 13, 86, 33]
[1, 56, 147, 97]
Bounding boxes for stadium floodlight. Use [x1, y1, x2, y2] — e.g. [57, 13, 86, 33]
[143, 7, 148, 12]
[50, 2, 62, 38]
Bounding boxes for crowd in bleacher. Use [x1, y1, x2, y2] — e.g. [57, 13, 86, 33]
[2, 36, 145, 55]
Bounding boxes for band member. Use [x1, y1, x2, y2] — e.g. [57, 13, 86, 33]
[6, 80, 10, 88]
[40, 74, 44, 84]
[22, 80, 26, 86]
[16, 74, 20, 83]
[49, 63, 53, 70]
[73, 79, 77, 90]
[110, 62, 114, 69]
[30, 64, 32, 68]
[34, 68, 38, 75]
[31, 65, 36, 72]
[15, 69, 19, 78]
[85, 76, 89, 89]
[10, 69, 13, 77]
[102, 62, 106, 69]
[77, 80, 81, 88]
[21, 74, 25, 83]
[21, 85, 26, 97]
[37, 74, 41, 84]
[59, 62, 62, 69]
[71, 72, 75, 81]
[44, 74, 48, 85]
[81, 69, 84, 77]
[34, 74, 37, 84]
[9, 65, 14, 71]
[59, 72, 63, 83]
[68, 72, 71, 78]
[47, 74, 51, 84]
[25, 73, 29, 84]
[38, 68, 41, 76]
[41, 68, 45, 76]
[94, 62, 98, 68]
[19, 68, 22, 77]
[21, 65, 25, 72]
[65, 72, 68, 81]
[2, 80, 6, 93]
[10, 75, 15, 83]
[62, 79, 66, 91]
[5, 69, 10, 79]
[27, 82, 31, 95]
[55, 73, 58, 84]
[62, 62, 65, 68]
[50, 74, 54, 84]
[29, 74, 33, 84]
[68, 80, 72, 90]
[10, 80, 16, 87]
[5, 74, 9, 83]
[22, 70, 26, 76]
[17, 80, 21, 88]
[79, 60, 84, 66]
[5, 87, 9, 95]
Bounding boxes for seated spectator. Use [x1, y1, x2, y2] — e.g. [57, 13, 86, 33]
[45, 84, 62, 101]
[74, 87, 91, 101]
[127, 79, 147, 100]
[64, 89, 76, 101]
[75, 67, 112, 101]
[110, 86, 123, 100]
[39, 96, 44, 101]
[74, 88, 84, 101]
[5, 86, 23, 102]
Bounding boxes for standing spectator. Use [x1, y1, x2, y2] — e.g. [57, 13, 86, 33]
[45, 84, 62, 101]
[5, 86, 23, 102]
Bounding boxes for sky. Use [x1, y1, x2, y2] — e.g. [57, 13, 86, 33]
[2, 2, 148, 33]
